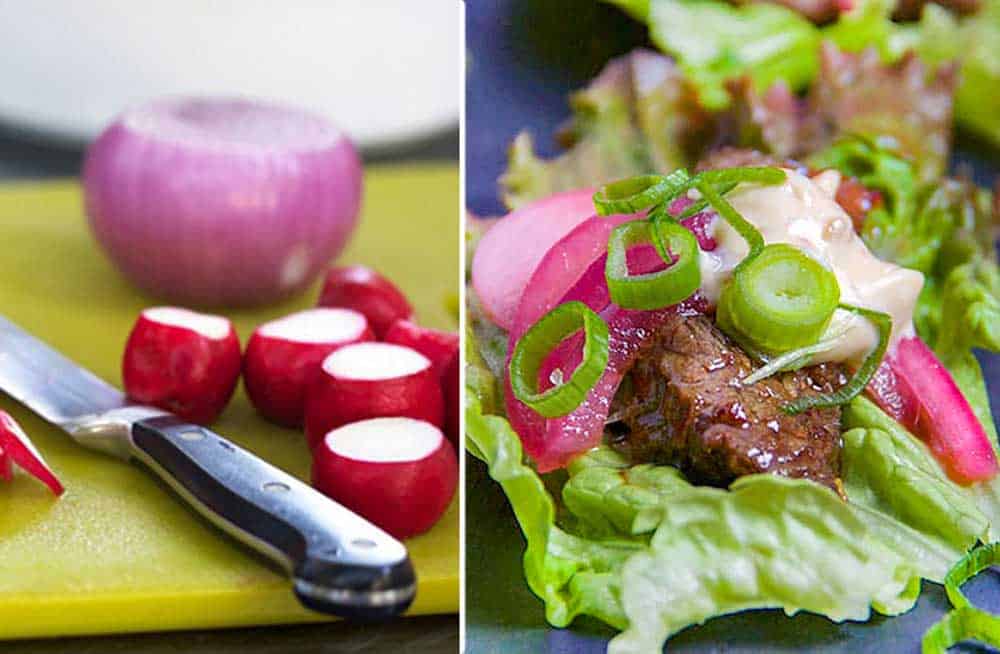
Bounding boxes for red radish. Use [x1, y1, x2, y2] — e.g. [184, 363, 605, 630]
[383, 319, 459, 376]
[441, 351, 460, 448]
[244, 308, 374, 427]
[312, 417, 457, 539]
[0, 411, 63, 495]
[472, 190, 600, 330]
[83, 97, 362, 306]
[123, 307, 242, 425]
[304, 342, 443, 450]
[317, 266, 413, 337]
[0, 444, 12, 483]
[867, 336, 999, 484]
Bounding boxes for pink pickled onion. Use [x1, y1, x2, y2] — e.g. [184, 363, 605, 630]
[0, 411, 64, 495]
[472, 189, 598, 330]
[867, 336, 998, 484]
[0, 444, 11, 482]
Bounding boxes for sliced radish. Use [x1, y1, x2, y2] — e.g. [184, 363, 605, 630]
[441, 350, 460, 448]
[867, 336, 999, 484]
[0, 411, 64, 495]
[383, 319, 458, 376]
[244, 308, 375, 427]
[123, 307, 242, 425]
[312, 417, 457, 539]
[0, 444, 12, 483]
[304, 342, 443, 450]
[317, 266, 413, 337]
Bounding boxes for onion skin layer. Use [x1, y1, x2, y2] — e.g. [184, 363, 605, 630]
[122, 310, 242, 425]
[304, 357, 444, 450]
[83, 98, 362, 307]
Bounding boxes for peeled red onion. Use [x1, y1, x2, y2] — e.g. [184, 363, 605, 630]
[83, 97, 362, 306]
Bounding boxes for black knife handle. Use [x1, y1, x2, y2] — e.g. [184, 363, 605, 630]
[130, 415, 416, 620]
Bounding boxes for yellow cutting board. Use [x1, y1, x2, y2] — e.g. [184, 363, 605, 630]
[0, 165, 459, 639]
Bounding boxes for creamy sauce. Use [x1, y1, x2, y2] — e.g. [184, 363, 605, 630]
[697, 169, 924, 365]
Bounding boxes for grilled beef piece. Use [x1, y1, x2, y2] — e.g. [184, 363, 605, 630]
[609, 313, 847, 492]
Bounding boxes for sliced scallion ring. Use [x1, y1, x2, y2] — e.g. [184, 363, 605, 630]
[696, 180, 765, 265]
[698, 166, 787, 188]
[945, 542, 1000, 610]
[593, 169, 690, 215]
[782, 303, 891, 415]
[717, 243, 840, 355]
[509, 301, 610, 418]
[605, 220, 700, 310]
[922, 606, 1000, 654]
[677, 181, 737, 220]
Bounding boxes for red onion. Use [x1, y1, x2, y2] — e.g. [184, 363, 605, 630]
[472, 189, 597, 330]
[83, 97, 362, 306]
[868, 336, 998, 484]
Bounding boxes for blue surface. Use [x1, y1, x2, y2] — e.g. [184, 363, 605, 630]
[465, 1, 1000, 652]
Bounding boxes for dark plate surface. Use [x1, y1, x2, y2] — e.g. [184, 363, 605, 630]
[465, 1, 1000, 652]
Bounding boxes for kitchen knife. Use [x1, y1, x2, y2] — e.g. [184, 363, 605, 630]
[0, 315, 416, 620]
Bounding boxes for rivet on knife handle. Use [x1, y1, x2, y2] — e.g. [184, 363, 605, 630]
[129, 415, 416, 620]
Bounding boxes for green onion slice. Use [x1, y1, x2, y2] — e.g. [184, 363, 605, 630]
[782, 303, 891, 415]
[698, 166, 787, 188]
[696, 180, 764, 265]
[741, 328, 848, 386]
[509, 301, 610, 418]
[604, 220, 700, 310]
[945, 542, 1000, 610]
[677, 181, 737, 220]
[923, 607, 1000, 653]
[717, 244, 840, 355]
[593, 169, 690, 216]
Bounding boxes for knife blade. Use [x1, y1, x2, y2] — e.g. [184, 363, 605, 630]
[0, 315, 416, 620]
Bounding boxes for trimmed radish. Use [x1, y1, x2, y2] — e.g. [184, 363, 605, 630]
[0, 411, 63, 495]
[304, 342, 443, 450]
[244, 308, 375, 427]
[471, 189, 599, 330]
[312, 417, 457, 539]
[383, 319, 459, 376]
[123, 307, 242, 424]
[867, 336, 999, 484]
[317, 266, 413, 337]
[0, 444, 12, 483]
[83, 97, 362, 306]
[441, 350, 460, 448]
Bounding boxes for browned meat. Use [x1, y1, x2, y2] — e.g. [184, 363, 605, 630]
[609, 313, 847, 492]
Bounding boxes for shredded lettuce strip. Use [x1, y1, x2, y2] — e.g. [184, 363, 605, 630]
[605, 0, 1000, 147]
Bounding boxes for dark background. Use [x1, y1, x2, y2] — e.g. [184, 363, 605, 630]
[465, 1, 1000, 652]
[0, 110, 458, 654]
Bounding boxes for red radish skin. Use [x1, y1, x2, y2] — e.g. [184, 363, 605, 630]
[244, 308, 374, 427]
[304, 342, 444, 450]
[312, 417, 457, 539]
[0, 411, 63, 495]
[471, 189, 599, 331]
[383, 319, 459, 376]
[318, 266, 413, 337]
[123, 307, 242, 425]
[83, 97, 362, 306]
[0, 444, 12, 483]
[441, 351, 460, 448]
[868, 336, 999, 484]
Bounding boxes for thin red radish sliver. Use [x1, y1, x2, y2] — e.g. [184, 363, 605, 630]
[0, 444, 11, 482]
[0, 411, 64, 495]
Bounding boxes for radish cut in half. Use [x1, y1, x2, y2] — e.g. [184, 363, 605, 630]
[317, 266, 413, 337]
[304, 342, 443, 450]
[244, 308, 374, 427]
[0, 411, 64, 495]
[123, 307, 242, 425]
[0, 444, 12, 483]
[312, 417, 457, 539]
[383, 319, 458, 377]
